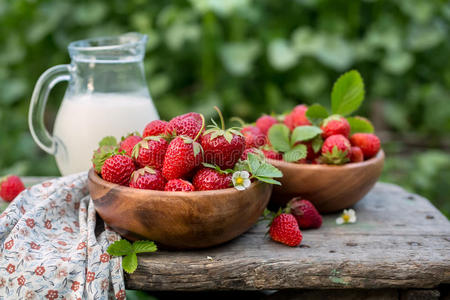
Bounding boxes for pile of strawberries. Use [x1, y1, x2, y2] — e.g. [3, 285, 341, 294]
[242, 105, 381, 165]
[92, 109, 249, 191]
[268, 197, 322, 247]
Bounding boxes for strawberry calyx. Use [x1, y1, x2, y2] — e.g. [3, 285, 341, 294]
[92, 145, 119, 173]
[131, 136, 165, 159]
[204, 106, 243, 144]
[120, 131, 141, 141]
[321, 114, 343, 127]
[320, 146, 350, 165]
[131, 166, 157, 182]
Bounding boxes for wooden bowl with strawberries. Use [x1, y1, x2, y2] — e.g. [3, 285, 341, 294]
[88, 169, 272, 249]
[268, 150, 385, 213]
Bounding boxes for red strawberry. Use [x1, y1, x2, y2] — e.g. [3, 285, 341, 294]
[321, 115, 350, 139]
[262, 148, 282, 160]
[241, 125, 266, 148]
[92, 145, 116, 174]
[143, 120, 168, 137]
[350, 146, 364, 163]
[321, 134, 351, 165]
[269, 213, 303, 247]
[164, 179, 195, 191]
[132, 137, 168, 169]
[129, 167, 165, 190]
[288, 198, 322, 229]
[201, 107, 245, 169]
[162, 136, 203, 180]
[193, 168, 232, 191]
[101, 155, 135, 185]
[165, 112, 204, 139]
[0, 175, 25, 202]
[284, 105, 311, 130]
[350, 133, 381, 159]
[241, 148, 259, 160]
[119, 135, 142, 157]
[256, 115, 278, 135]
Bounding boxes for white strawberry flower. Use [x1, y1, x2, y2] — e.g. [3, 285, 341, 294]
[232, 171, 251, 191]
[336, 209, 357, 225]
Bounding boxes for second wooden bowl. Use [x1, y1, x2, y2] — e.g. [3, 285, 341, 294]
[87, 169, 272, 249]
[268, 150, 385, 213]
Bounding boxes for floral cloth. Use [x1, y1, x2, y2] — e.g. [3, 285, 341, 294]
[0, 172, 125, 300]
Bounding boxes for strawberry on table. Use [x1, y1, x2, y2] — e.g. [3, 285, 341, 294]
[350, 146, 364, 163]
[269, 213, 303, 247]
[256, 115, 278, 135]
[288, 198, 322, 229]
[132, 136, 168, 169]
[320, 134, 352, 165]
[193, 168, 232, 191]
[241, 125, 266, 148]
[165, 112, 204, 139]
[0, 175, 25, 202]
[201, 107, 245, 169]
[164, 179, 195, 192]
[321, 115, 350, 139]
[129, 167, 166, 190]
[143, 120, 168, 138]
[284, 104, 311, 130]
[119, 134, 142, 157]
[350, 133, 381, 159]
[101, 154, 135, 186]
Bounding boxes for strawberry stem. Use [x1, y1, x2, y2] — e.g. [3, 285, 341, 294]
[229, 117, 245, 127]
[193, 114, 205, 142]
[213, 106, 225, 131]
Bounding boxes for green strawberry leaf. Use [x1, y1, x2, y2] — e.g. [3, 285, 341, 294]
[107, 240, 133, 256]
[291, 126, 322, 145]
[253, 162, 283, 178]
[122, 253, 138, 274]
[268, 124, 291, 153]
[347, 116, 374, 135]
[132, 241, 157, 254]
[331, 70, 365, 116]
[193, 142, 203, 156]
[306, 104, 329, 125]
[283, 144, 307, 162]
[311, 136, 323, 153]
[255, 176, 281, 185]
[247, 153, 261, 174]
[99, 136, 118, 147]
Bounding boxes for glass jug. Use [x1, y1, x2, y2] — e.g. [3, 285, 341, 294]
[29, 33, 159, 176]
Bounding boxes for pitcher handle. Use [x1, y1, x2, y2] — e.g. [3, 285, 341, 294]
[28, 65, 71, 154]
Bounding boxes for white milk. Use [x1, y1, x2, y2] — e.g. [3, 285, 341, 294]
[53, 93, 159, 175]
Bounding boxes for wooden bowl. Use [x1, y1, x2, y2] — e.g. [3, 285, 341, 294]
[87, 169, 272, 249]
[268, 150, 385, 213]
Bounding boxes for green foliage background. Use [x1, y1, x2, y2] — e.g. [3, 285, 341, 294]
[0, 0, 449, 215]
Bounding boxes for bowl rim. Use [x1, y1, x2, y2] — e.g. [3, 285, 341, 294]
[88, 168, 265, 197]
[267, 149, 385, 170]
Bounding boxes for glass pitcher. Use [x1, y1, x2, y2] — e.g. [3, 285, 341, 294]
[29, 33, 159, 176]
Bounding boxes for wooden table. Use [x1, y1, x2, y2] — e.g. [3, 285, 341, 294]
[22, 178, 450, 299]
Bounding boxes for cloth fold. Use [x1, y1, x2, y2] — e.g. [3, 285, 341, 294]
[0, 172, 125, 300]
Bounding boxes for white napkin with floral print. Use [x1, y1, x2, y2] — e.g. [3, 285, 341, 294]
[0, 172, 125, 300]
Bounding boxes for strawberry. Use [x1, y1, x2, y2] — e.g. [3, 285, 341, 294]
[287, 198, 322, 229]
[350, 133, 381, 159]
[162, 135, 204, 180]
[193, 168, 232, 191]
[269, 213, 303, 247]
[350, 146, 364, 163]
[321, 115, 350, 139]
[101, 154, 135, 185]
[321, 134, 351, 165]
[119, 135, 142, 157]
[132, 137, 168, 169]
[240, 148, 259, 160]
[284, 104, 311, 130]
[201, 107, 245, 169]
[165, 112, 204, 139]
[241, 125, 266, 148]
[92, 145, 116, 174]
[262, 148, 282, 160]
[0, 175, 25, 202]
[143, 120, 168, 138]
[256, 115, 278, 135]
[129, 167, 165, 190]
[164, 179, 195, 192]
